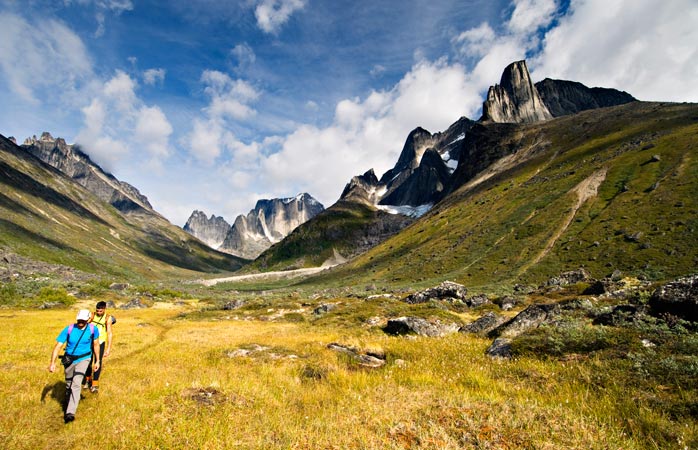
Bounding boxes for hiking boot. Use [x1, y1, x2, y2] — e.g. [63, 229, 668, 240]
[64, 413, 75, 424]
[90, 386, 99, 394]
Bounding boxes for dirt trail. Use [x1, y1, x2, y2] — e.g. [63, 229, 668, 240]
[519, 168, 607, 274]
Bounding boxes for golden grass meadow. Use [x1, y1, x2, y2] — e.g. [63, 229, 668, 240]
[1, 295, 696, 450]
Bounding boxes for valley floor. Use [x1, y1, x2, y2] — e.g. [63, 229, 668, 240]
[2, 303, 695, 449]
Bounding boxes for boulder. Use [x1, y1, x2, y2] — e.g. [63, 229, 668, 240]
[383, 317, 460, 337]
[222, 299, 245, 310]
[403, 281, 467, 304]
[486, 338, 513, 359]
[119, 298, 148, 309]
[649, 275, 698, 322]
[460, 312, 507, 336]
[313, 303, 337, 315]
[546, 268, 591, 287]
[493, 295, 518, 311]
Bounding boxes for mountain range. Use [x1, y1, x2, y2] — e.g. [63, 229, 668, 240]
[183, 193, 324, 260]
[1, 59, 695, 289]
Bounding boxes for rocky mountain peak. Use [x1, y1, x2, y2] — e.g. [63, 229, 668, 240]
[183, 210, 231, 249]
[480, 60, 552, 124]
[21, 132, 153, 213]
[535, 78, 637, 117]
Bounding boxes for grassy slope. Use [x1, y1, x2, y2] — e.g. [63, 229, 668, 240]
[0, 137, 246, 280]
[249, 201, 413, 272]
[312, 102, 698, 290]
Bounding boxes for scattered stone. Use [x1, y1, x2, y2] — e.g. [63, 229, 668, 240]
[327, 343, 386, 368]
[460, 312, 507, 336]
[313, 303, 337, 315]
[486, 338, 513, 359]
[592, 304, 644, 326]
[222, 299, 245, 310]
[109, 283, 129, 291]
[466, 293, 490, 308]
[650, 154, 661, 162]
[582, 280, 606, 295]
[546, 268, 591, 287]
[403, 281, 467, 304]
[383, 317, 460, 337]
[493, 295, 518, 311]
[38, 302, 62, 310]
[119, 298, 148, 309]
[649, 274, 698, 322]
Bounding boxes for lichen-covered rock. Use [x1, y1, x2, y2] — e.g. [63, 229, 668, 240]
[403, 281, 467, 304]
[486, 338, 513, 359]
[460, 312, 507, 336]
[649, 275, 698, 322]
[383, 317, 460, 337]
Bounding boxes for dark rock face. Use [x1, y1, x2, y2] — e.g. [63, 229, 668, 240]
[219, 193, 324, 259]
[535, 78, 636, 117]
[480, 60, 552, 124]
[403, 281, 468, 304]
[380, 149, 451, 206]
[649, 275, 698, 322]
[183, 210, 231, 249]
[489, 303, 561, 338]
[339, 169, 380, 205]
[383, 317, 460, 337]
[21, 132, 153, 213]
[486, 338, 513, 359]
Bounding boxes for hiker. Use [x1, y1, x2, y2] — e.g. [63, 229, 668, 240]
[85, 300, 113, 393]
[48, 309, 100, 424]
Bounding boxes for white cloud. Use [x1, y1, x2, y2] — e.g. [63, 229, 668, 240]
[531, 0, 698, 102]
[135, 105, 173, 167]
[143, 68, 166, 85]
[230, 43, 256, 70]
[507, 0, 558, 34]
[0, 14, 93, 104]
[254, 0, 306, 34]
[186, 70, 261, 164]
[76, 71, 173, 172]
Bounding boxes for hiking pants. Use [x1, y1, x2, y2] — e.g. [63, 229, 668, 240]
[86, 342, 105, 381]
[64, 359, 89, 415]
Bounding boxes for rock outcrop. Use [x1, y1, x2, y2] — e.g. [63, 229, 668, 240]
[21, 132, 153, 214]
[649, 275, 698, 322]
[480, 60, 552, 124]
[535, 78, 636, 117]
[183, 211, 231, 249]
[219, 193, 324, 259]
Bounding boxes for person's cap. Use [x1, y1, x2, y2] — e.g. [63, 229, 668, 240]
[76, 309, 90, 321]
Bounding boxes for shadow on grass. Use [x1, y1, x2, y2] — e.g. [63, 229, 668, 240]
[41, 381, 66, 411]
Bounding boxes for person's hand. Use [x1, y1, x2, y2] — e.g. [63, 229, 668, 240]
[93, 361, 100, 372]
[48, 362, 56, 373]
[104, 349, 111, 358]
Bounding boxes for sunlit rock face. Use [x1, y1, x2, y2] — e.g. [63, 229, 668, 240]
[183, 211, 231, 249]
[219, 193, 325, 259]
[480, 60, 553, 124]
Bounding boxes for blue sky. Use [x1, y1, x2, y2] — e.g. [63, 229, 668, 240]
[1, 0, 697, 226]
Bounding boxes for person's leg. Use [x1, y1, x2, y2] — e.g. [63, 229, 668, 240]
[64, 359, 89, 421]
[91, 342, 105, 393]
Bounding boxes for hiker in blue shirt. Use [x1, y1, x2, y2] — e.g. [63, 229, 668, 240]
[48, 309, 100, 424]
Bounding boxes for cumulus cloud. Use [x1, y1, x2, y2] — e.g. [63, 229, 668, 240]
[143, 68, 166, 85]
[531, 0, 698, 102]
[0, 14, 93, 104]
[254, 0, 306, 34]
[186, 70, 260, 164]
[230, 43, 256, 71]
[76, 71, 173, 171]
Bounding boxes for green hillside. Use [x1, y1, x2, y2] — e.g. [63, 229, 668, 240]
[0, 135, 246, 281]
[249, 200, 413, 271]
[313, 102, 698, 290]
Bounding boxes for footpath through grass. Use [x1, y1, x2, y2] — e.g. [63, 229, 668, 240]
[1, 304, 695, 449]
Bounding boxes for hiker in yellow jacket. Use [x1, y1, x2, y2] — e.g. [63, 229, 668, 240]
[84, 301, 113, 393]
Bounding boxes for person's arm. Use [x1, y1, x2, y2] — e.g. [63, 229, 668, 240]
[104, 315, 113, 357]
[92, 337, 100, 372]
[48, 341, 63, 373]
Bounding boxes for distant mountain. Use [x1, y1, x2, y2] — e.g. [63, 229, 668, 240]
[0, 134, 246, 279]
[21, 132, 153, 214]
[184, 193, 325, 260]
[183, 211, 231, 249]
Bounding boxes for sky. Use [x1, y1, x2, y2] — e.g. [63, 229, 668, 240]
[1, 0, 697, 226]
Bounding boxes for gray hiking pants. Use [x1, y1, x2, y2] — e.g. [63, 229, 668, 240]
[64, 359, 89, 416]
